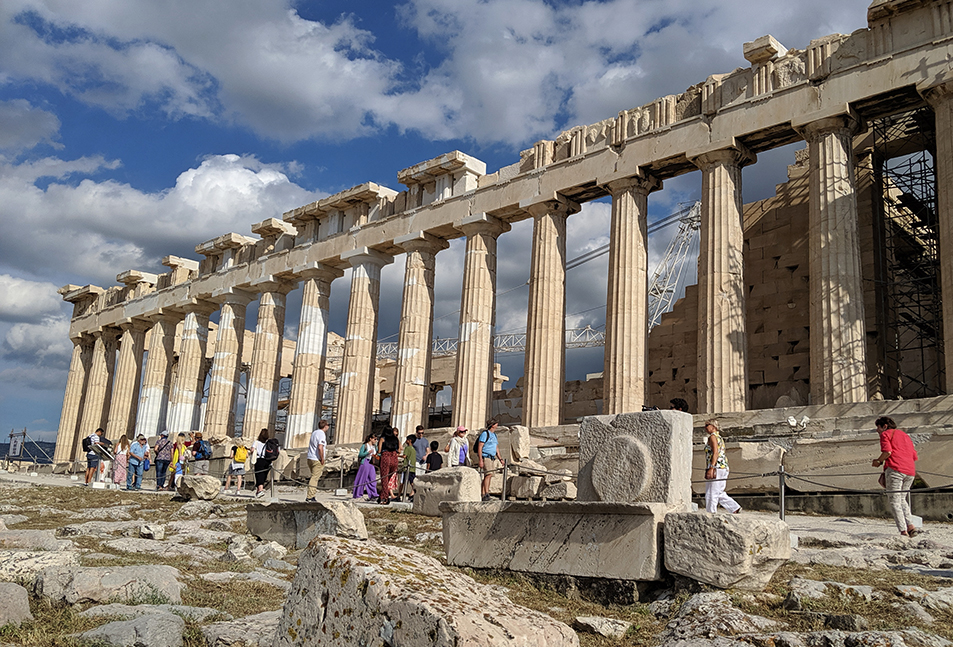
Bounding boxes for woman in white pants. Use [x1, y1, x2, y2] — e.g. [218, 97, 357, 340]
[705, 420, 741, 514]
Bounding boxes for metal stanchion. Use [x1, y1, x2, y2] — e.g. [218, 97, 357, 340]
[501, 461, 508, 501]
[340, 456, 344, 491]
[270, 468, 275, 499]
[778, 464, 786, 521]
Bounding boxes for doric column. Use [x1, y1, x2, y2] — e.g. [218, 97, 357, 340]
[920, 77, 953, 393]
[54, 336, 92, 462]
[286, 264, 343, 447]
[203, 290, 253, 439]
[690, 141, 755, 414]
[166, 302, 216, 435]
[451, 213, 510, 431]
[135, 314, 179, 437]
[336, 248, 392, 444]
[603, 174, 661, 414]
[105, 320, 149, 440]
[243, 281, 295, 441]
[521, 196, 580, 428]
[391, 232, 449, 434]
[795, 111, 868, 404]
[76, 329, 117, 444]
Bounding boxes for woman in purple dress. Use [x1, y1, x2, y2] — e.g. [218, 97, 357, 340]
[352, 433, 379, 500]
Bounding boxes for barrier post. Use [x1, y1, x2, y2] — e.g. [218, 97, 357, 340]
[501, 461, 508, 501]
[270, 467, 275, 499]
[778, 464, 786, 521]
[340, 456, 344, 490]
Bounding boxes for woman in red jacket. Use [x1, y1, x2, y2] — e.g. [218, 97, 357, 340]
[871, 416, 919, 537]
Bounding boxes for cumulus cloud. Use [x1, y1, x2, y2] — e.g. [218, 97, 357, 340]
[0, 275, 65, 323]
[0, 152, 321, 286]
[2, 316, 71, 367]
[0, 99, 61, 152]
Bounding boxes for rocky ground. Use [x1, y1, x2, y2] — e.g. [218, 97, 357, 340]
[0, 473, 951, 646]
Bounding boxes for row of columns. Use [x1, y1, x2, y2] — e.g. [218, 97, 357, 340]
[58, 92, 953, 460]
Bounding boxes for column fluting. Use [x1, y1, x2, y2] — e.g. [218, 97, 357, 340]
[54, 336, 91, 462]
[243, 284, 293, 440]
[203, 291, 253, 439]
[166, 303, 216, 435]
[105, 320, 148, 440]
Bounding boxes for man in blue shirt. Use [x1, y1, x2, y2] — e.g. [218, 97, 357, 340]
[127, 435, 150, 490]
[475, 419, 504, 501]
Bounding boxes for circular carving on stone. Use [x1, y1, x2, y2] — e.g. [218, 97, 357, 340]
[592, 435, 654, 502]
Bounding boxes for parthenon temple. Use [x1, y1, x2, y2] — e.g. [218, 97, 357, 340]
[51, 0, 953, 462]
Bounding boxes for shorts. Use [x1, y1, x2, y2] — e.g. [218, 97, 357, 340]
[87, 453, 100, 469]
[228, 462, 246, 475]
[401, 471, 416, 484]
[481, 455, 499, 474]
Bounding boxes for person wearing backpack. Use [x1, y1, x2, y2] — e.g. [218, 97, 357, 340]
[83, 428, 105, 485]
[475, 419, 505, 501]
[224, 439, 248, 495]
[153, 431, 173, 490]
[252, 428, 280, 498]
[191, 432, 211, 476]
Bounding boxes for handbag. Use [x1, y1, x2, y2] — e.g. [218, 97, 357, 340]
[143, 458, 151, 472]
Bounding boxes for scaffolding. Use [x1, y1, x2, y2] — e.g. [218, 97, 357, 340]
[872, 106, 944, 399]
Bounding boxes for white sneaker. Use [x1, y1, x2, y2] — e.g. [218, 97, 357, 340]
[255, 490, 264, 498]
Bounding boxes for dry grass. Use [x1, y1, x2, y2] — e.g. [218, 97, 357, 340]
[181, 580, 287, 618]
[0, 598, 110, 647]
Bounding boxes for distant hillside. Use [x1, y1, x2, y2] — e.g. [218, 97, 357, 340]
[0, 440, 56, 464]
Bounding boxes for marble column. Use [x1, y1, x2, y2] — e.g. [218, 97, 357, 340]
[796, 112, 868, 404]
[75, 330, 116, 447]
[391, 232, 449, 434]
[105, 320, 148, 440]
[690, 142, 755, 414]
[54, 336, 91, 462]
[336, 248, 392, 444]
[243, 283, 294, 441]
[203, 290, 253, 439]
[603, 174, 661, 414]
[522, 198, 579, 428]
[451, 214, 510, 431]
[135, 315, 179, 437]
[286, 265, 342, 447]
[920, 78, 953, 393]
[166, 302, 216, 435]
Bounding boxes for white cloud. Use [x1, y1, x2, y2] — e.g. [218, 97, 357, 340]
[0, 99, 61, 152]
[0, 275, 65, 323]
[2, 315, 71, 368]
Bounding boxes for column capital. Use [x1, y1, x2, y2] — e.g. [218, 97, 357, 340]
[117, 318, 153, 333]
[602, 173, 662, 196]
[792, 106, 862, 141]
[455, 212, 511, 238]
[519, 193, 581, 218]
[168, 298, 219, 317]
[341, 247, 393, 269]
[394, 231, 450, 255]
[918, 70, 953, 105]
[209, 287, 256, 307]
[688, 138, 756, 170]
[145, 310, 184, 325]
[247, 276, 297, 295]
[293, 262, 345, 282]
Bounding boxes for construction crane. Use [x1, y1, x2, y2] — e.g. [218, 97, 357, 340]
[375, 201, 702, 359]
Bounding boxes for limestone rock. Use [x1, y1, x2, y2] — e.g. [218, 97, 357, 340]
[138, 524, 165, 540]
[509, 475, 543, 498]
[412, 466, 481, 517]
[896, 585, 953, 613]
[515, 459, 548, 476]
[32, 564, 183, 604]
[246, 501, 367, 549]
[178, 501, 225, 518]
[539, 482, 577, 500]
[0, 528, 72, 551]
[578, 410, 692, 506]
[221, 544, 252, 563]
[545, 468, 573, 485]
[76, 611, 184, 647]
[262, 559, 295, 572]
[200, 570, 291, 592]
[104, 538, 218, 561]
[80, 603, 229, 622]
[202, 610, 281, 647]
[275, 535, 579, 646]
[0, 582, 33, 626]
[664, 513, 790, 591]
[250, 541, 288, 562]
[177, 474, 221, 501]
[0, 515, 27, 527]
[0, 550, 80, 585]
[790, 577, 873, 601]
[657, 591, 777, 644]
[573, 616, 631, 639]
[509, 425, 532, 462]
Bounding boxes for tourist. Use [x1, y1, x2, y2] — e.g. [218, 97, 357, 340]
[446, 426, 469, 467]
[168, 433, 190, 490]
[475, 419, 505, 501]
[425, 440, 442, 472]
[704, 420, 741, 514]
[83, 427, 105, 485]
[872, 416, 920, 537]
[224, 438, 248, 495]
[670, 398, 690, 413]
[305, 420, 329, 502]
[397, 434, 418, 502]
[352, 432, 379, 500]
[127, 434, 150, 490]
[413, 425, 429, 475]
[112, 435, 130, 486]
[377, 427, 401, 505]
[190, 432, 211, 476]
[252, 428, 279, 498]
[153, 431, 173, 490]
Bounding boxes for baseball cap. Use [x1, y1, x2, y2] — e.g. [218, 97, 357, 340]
[160, 430, 169, 436]
[455, 426, 467, 433]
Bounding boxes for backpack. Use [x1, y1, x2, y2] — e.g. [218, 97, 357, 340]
[470, 430, 488, 458]
[193, 440, 211, 460]
[82, 436, 92, 453]
[233, 444, 248, 463]
[262, 438, 280, 461]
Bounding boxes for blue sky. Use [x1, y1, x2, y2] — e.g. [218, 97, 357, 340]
[0, 0, 872, 442]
